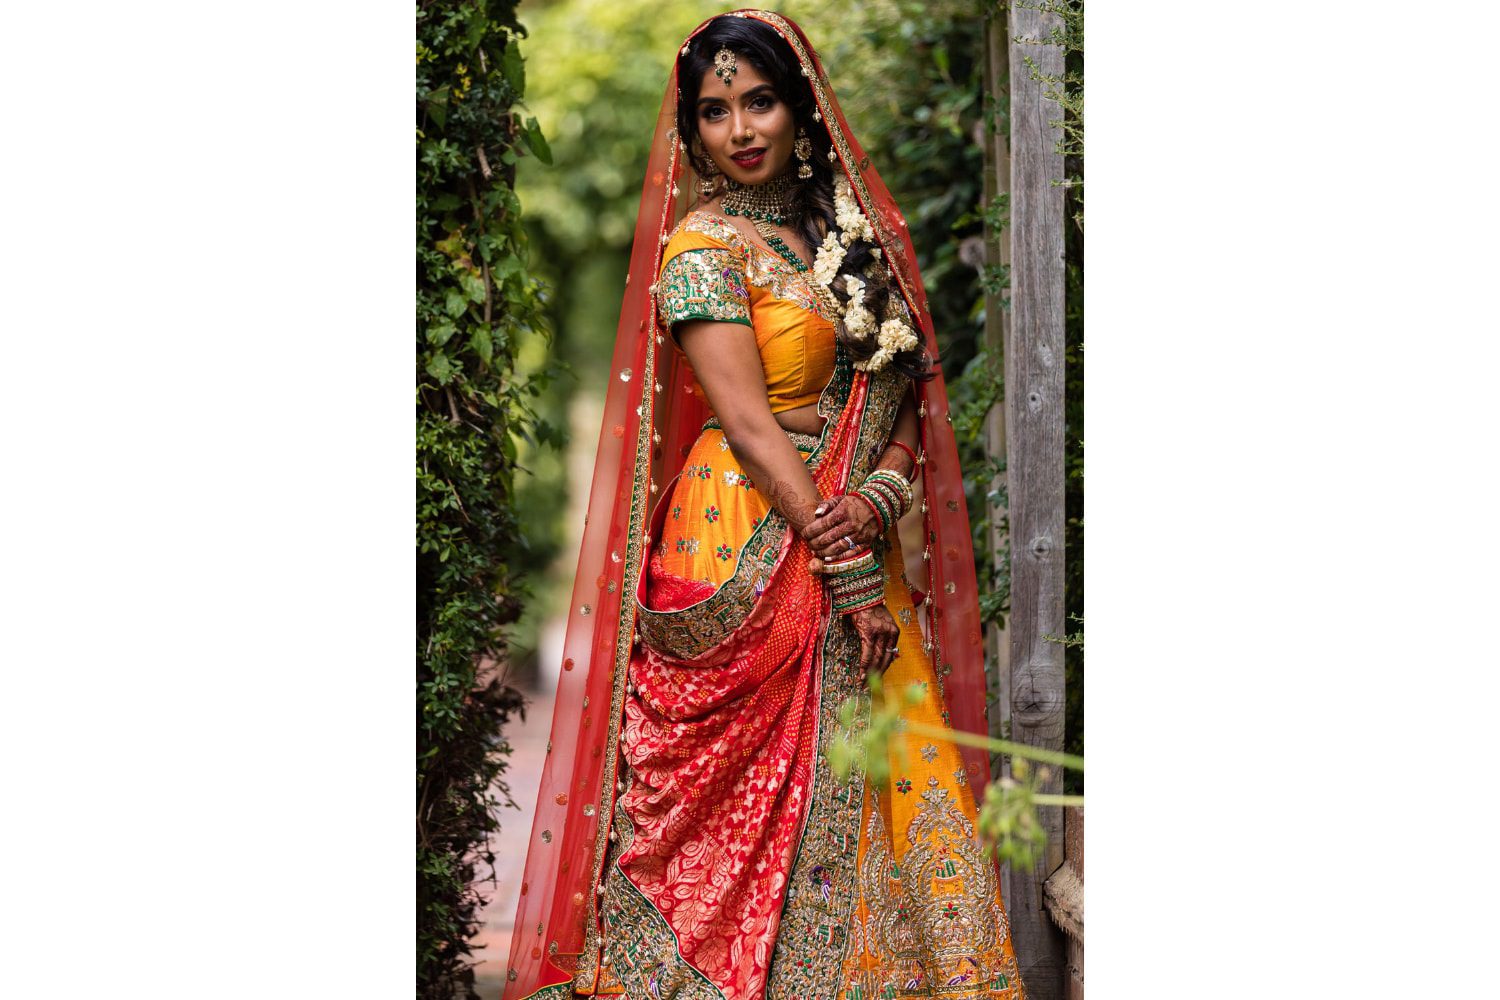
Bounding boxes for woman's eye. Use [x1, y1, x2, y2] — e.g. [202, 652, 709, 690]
[751, 96, 774, 110]
[702, 107, 725, 121]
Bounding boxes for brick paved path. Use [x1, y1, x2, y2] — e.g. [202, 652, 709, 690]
[471, 683, 556, 998]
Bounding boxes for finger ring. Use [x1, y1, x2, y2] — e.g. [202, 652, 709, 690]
[843, 535, 855, 550]
[889, 645, 899, 655]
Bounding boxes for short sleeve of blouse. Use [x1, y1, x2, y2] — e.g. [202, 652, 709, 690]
[655, 247, 752, 331]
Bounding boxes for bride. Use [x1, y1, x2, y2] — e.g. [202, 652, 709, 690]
[503, 10, 1025, 999]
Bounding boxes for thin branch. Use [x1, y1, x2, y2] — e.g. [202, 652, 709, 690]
[1032, 793, 1085, 807]
[903, 720, 1085, 770]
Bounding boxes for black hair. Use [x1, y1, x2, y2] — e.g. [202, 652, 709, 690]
[675, 16, 931, 381]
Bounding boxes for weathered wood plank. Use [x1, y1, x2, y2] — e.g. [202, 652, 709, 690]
[1003, 1, 1069, 996]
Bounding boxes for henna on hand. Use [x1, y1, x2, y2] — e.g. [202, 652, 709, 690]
[850, 603, 900, 675]
[766, 477, 821, 535]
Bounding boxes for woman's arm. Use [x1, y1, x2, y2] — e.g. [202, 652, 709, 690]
[803, 384, 920, 559]
[676, 320, 823, 534]
[876, 387, 919, 479]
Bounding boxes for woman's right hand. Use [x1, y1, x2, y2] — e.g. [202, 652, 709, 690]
[803, 494, 882, 560]
[848, 602, 900, 676]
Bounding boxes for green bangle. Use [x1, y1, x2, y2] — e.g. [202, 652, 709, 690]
[864, 471, 912, 520]
[865, 469, 914, 517]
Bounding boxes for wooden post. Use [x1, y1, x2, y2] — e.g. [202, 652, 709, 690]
[1003, 1, 1068, 996]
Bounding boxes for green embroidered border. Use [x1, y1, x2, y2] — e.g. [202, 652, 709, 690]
[765, 615, 869, 999]
[657, 246, 753, 331]
[515, 986, 572, 1000]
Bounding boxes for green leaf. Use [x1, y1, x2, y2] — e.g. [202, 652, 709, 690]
[523, 116, 552, 165]
[444, 288, 468, 318]
[425, 353, 455, 384]
[425, 87, 449, 131]
[426, 319, 457, 346]
[492, 255, 522, 281]
[464, 14, 486, 52]
[502, 41, 524, 94]
[470, 326, 493, 366]
[458, 270, 487, 304]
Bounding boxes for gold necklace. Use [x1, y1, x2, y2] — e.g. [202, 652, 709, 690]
[722, 172, 796, 224]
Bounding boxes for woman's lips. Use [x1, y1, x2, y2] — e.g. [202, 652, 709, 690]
[731, 147, 766, 168]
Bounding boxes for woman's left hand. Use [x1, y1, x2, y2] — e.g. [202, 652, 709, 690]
[803, 494, 881, 560]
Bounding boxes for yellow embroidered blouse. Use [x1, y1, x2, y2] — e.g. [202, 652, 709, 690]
[655, 211, 836, 414]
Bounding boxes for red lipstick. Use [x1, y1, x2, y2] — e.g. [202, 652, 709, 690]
[730, 147, 766, 168]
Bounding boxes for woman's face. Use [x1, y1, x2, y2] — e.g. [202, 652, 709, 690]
[693, 56, 795, 187]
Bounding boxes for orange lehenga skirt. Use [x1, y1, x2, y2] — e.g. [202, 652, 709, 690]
[578, 424, 1025, 1000]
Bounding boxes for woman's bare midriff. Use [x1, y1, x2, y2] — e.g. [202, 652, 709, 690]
[773, 402, 825, 436]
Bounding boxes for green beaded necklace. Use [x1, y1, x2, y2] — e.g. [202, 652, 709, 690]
[747, 221, 808, 272]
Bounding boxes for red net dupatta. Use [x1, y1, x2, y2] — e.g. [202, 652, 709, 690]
[501, 10, 993, 998]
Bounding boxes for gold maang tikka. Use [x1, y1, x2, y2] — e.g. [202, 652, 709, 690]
[714, 47, 738, 86]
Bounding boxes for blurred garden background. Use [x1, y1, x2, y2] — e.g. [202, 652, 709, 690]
[418, 1, 1081, 996]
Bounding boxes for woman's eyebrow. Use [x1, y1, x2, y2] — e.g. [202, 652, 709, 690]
[697, 84, 775, 109]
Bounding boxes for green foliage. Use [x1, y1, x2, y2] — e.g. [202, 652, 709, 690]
[975, 758, 1056, 869]
[499, 1, 731, 659]
[1060, 4, 1085, 790]
[417, 1, 560, 995]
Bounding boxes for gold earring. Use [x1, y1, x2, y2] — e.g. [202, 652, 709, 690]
[697, 156, 719, 198]
[692, 138, 719, 194]
[795, 126, 813, 180]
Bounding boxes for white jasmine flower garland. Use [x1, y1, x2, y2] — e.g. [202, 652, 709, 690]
[812, 231, 845, 288]
[808, 174, 920, 373]
[842, 276, 877, 343]
[833, 175, 875, 246]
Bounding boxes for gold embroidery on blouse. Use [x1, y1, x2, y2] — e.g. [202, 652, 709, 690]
[676, 212, 834, 321]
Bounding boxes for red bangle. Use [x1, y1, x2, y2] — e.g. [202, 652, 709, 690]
[885, 440, 918, 470]
[852, 491, 886, 531]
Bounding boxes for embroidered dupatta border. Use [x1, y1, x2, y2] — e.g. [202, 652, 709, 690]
[765, 365, 908, 998]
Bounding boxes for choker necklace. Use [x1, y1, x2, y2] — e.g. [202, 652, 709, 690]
[722, 171, 795, 225]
